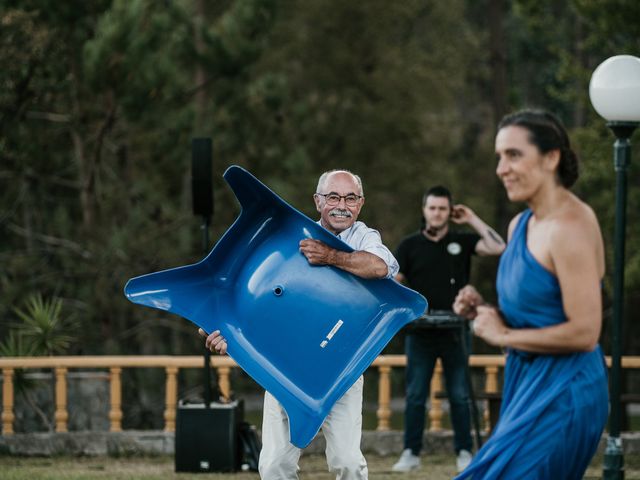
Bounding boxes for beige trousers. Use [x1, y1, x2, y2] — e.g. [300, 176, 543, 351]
[258, 376, 368, 480]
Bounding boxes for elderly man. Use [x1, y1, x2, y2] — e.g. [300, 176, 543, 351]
[201, 169, 398, 480]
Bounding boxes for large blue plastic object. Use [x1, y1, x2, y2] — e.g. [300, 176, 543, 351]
[124, 166, 427, 448]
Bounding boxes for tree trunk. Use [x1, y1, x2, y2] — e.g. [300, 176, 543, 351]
[488, 0, 510, 234]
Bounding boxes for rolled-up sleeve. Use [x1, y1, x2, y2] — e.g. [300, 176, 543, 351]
[341, 222, 399, 278]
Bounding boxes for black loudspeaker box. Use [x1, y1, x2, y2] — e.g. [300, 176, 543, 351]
[191, 137, 213, 217]
[175, 400, 243, 473]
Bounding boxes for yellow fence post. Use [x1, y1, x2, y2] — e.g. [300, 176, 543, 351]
[54, 367, 68, 432]
[376, 364, 392, 431]
[484, 366, 498, 432]
[109, 367, 122, 432]
[429, 360, 443, 431]
[2, 368, 15, 435]
[164, 366, 178, 432]
[217, 366, 231, 401]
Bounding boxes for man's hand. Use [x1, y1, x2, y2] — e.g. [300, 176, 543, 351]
[450, 204, 475, 225]
[299, 239, 336, 265]
[452, 204, 505, 256]
[453, 284, 484, 319]
[198, 328, 228, 355]
[300, 238, 389, 278]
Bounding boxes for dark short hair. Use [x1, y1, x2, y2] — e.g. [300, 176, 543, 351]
[422, 185, 452, 207]
[421, 186, 452, 229]
[498, 109, 579, 188]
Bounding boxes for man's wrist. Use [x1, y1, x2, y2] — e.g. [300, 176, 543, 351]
[467, 215, 482, 228]
[328, 249, 339, 266]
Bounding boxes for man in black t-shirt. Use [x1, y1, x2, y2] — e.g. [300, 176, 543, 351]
[391, 185, 505, 474]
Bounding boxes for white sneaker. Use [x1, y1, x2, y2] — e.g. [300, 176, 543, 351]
[456, 449, 473, 472]
[392, 448, 420, 472]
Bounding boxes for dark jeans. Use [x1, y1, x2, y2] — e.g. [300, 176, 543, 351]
[403, 329, 472, 455]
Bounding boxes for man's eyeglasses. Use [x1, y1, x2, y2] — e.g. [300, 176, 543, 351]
[316, 192, 362, 207]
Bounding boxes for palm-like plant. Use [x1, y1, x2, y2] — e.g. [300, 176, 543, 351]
[12, 294, 77, 356]
[2, 294, 79, 431]
[0, 325, 52, 430]
[0, 330, 37, 358]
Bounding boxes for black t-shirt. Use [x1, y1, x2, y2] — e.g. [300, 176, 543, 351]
[395, 230, 480, 311]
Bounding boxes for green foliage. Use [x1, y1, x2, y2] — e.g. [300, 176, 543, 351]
[1, 293, 76, 429]
[0, 330, 40, 401]
[10, 294, 78, 356]
[1, 0, 640, 388]
[0, 330, 37, 357]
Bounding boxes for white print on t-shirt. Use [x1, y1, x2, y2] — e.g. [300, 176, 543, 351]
[447, 242, 462, 255]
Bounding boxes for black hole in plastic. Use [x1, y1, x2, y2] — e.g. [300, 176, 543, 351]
[273, 286, 283, 296]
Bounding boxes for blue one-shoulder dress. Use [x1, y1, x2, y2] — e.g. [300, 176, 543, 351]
[455, 209, 608, 479]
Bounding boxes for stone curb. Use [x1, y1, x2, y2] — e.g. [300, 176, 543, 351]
[1, 430, 639, 457]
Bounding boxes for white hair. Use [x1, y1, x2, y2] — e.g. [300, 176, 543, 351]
[316, 169, 364, 196]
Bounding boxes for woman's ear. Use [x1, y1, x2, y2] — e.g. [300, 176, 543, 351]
[544, 149, 561, 173]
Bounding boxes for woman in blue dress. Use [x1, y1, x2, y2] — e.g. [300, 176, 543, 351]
[453, 109, 609, 479]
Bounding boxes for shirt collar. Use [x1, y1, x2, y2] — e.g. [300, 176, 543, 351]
[316, 220, 356, 238]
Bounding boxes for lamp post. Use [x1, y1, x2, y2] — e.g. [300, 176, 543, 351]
[589, 54, 640, 480]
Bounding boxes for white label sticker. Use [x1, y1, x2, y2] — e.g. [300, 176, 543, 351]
[326, 319, 344, 340]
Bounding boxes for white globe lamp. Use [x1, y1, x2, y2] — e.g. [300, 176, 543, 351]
[589, 55, 640, 122]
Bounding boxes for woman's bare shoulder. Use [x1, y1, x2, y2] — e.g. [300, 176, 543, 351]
[551, 195, 602, 244]
[549, 195, 605, 276]
[507, 211, 525, 241]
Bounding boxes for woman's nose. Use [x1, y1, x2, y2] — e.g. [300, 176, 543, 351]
[496, 156, 508, 177]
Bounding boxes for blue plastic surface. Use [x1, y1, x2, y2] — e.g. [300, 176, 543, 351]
[124, 165, 427, 448]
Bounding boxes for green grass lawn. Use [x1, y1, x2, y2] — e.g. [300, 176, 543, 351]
[1, 452, 640, 480]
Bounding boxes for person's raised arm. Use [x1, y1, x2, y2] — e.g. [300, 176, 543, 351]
[452, 204, 505, 256]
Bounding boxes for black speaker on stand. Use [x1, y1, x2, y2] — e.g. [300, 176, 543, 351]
[175, 138, 244, 473]
[191, 137, 214, 220]
[190, 137, 215, 407]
